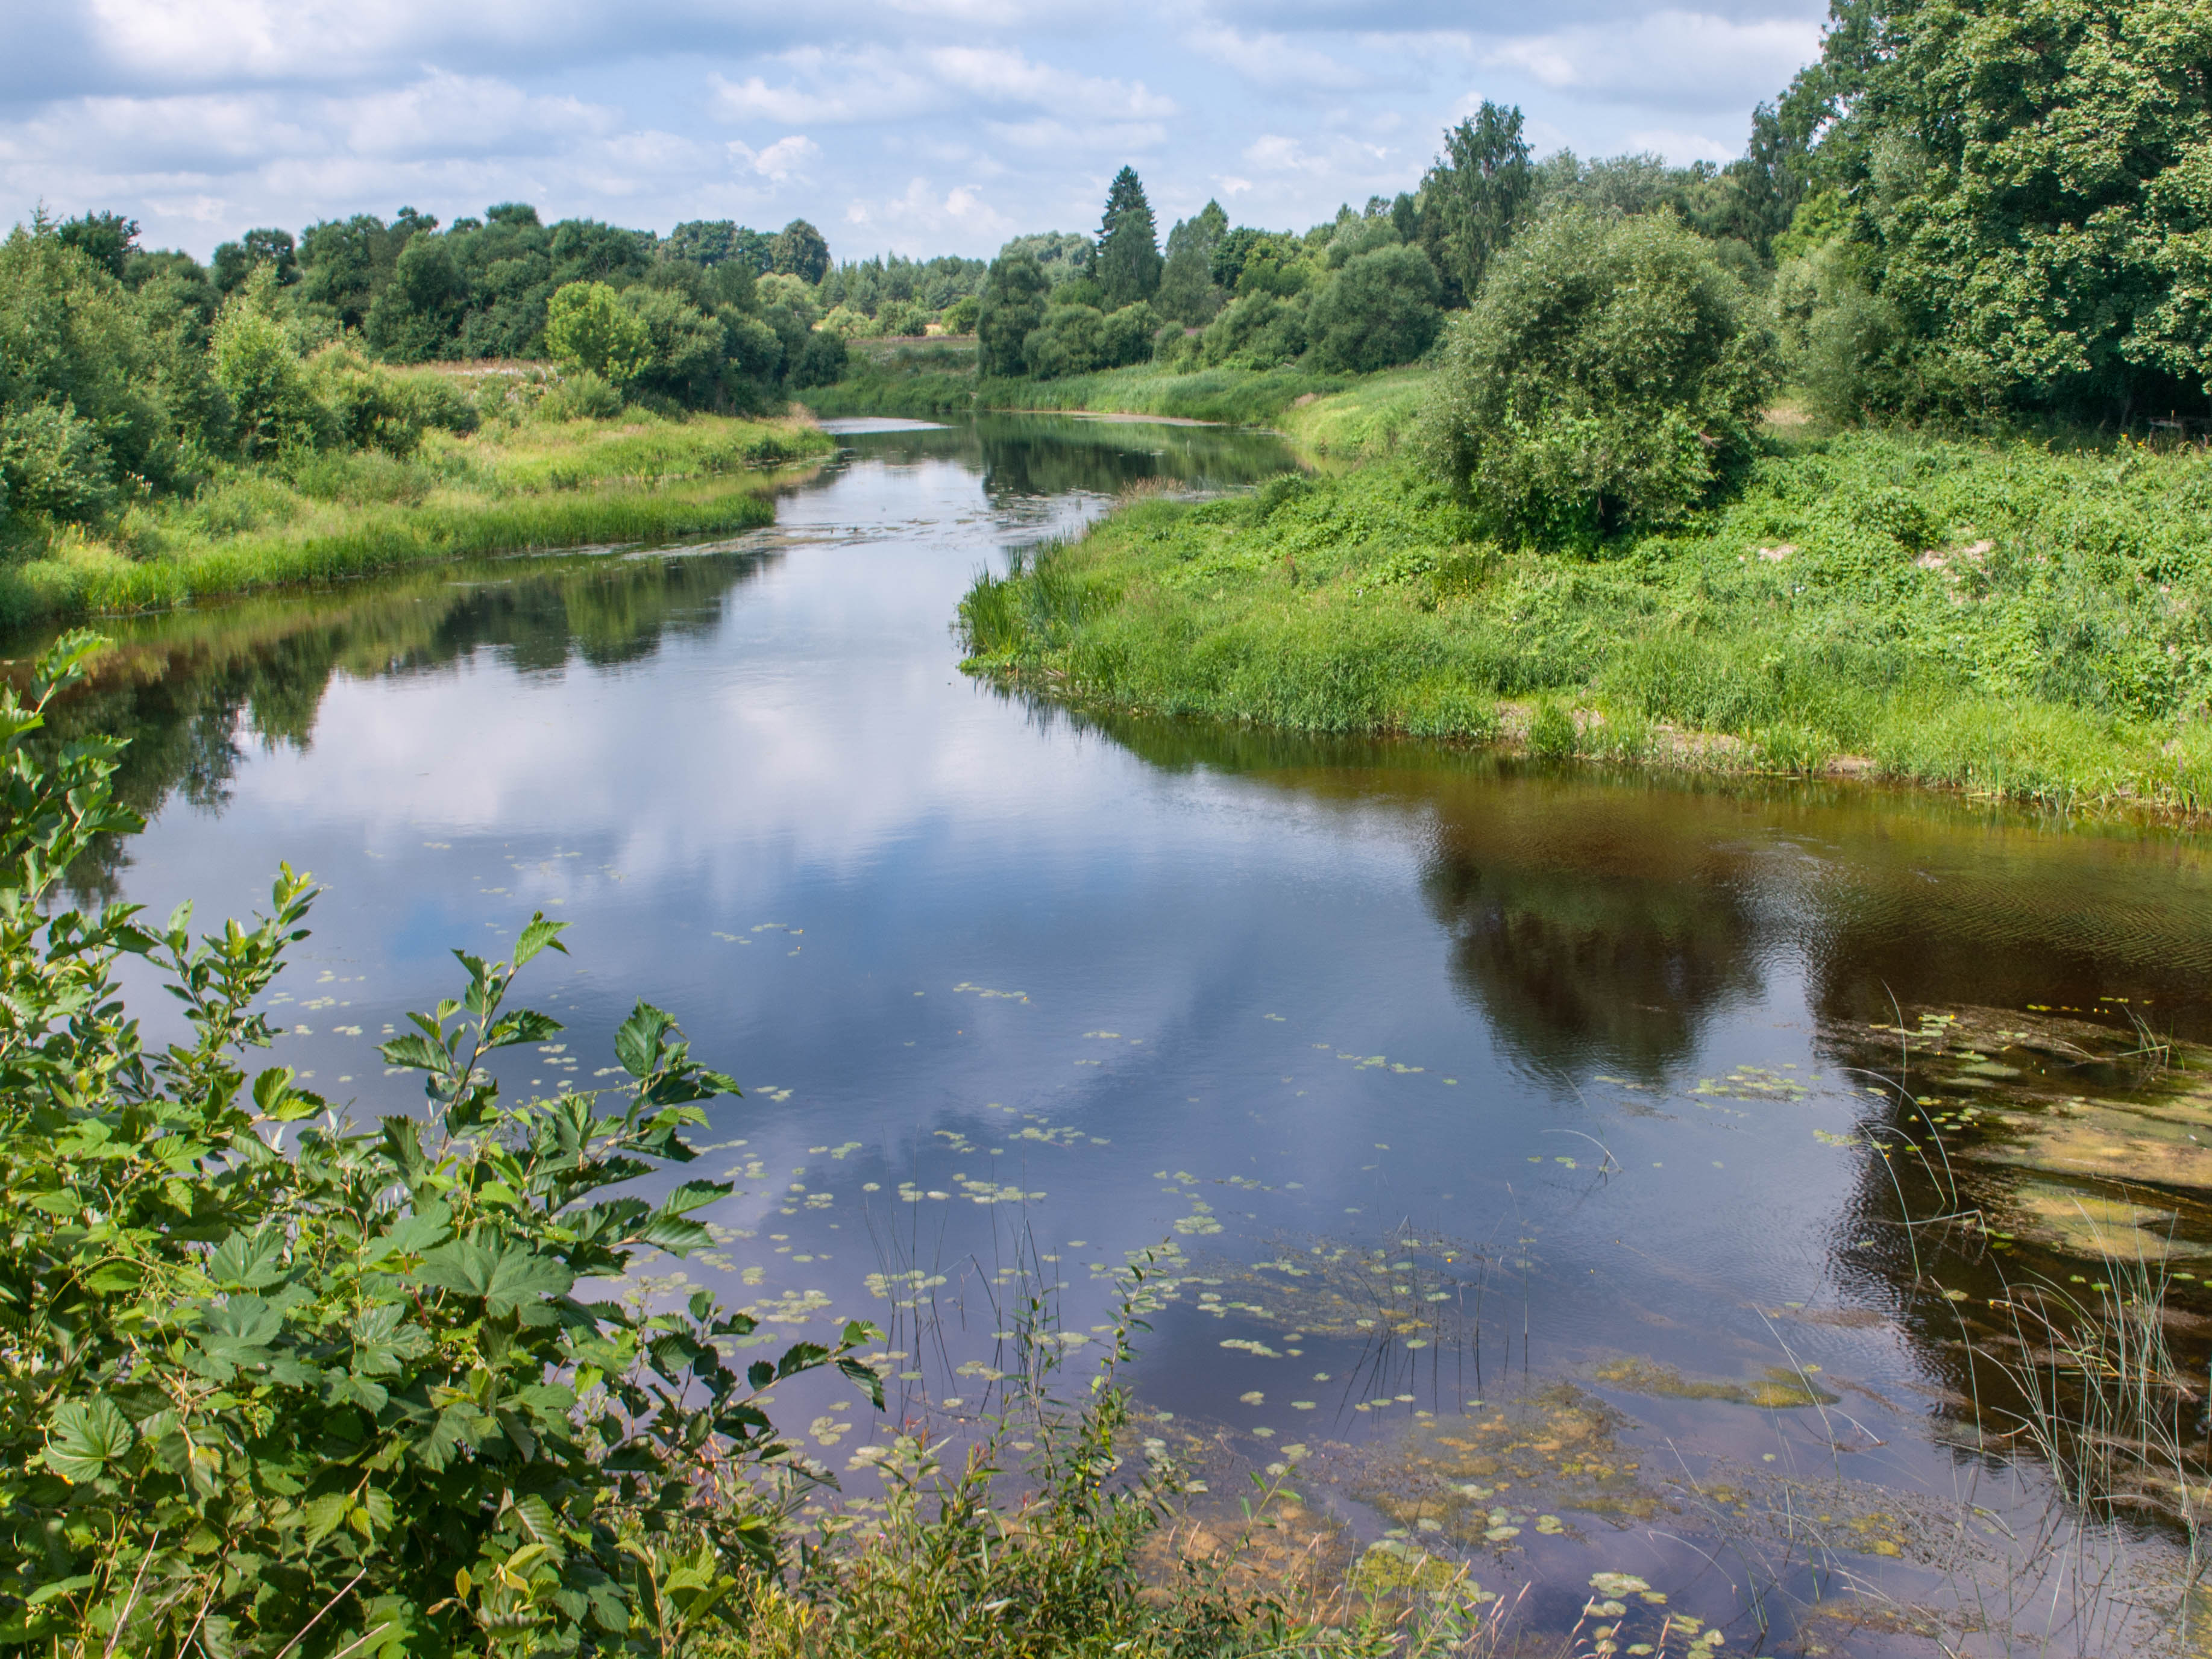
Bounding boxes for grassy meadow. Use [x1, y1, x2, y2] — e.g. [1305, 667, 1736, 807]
[0, 410, 829, 630]
[960, 427, 2212, 812]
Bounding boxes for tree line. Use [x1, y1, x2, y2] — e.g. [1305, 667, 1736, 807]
[973, 0, 2208, 426]
[0, 204, 865, 535]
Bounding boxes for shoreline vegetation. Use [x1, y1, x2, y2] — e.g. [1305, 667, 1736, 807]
[0, 404, 829, 632]
[799, 345, 1433, 462]
[958, 417, 2212, 817]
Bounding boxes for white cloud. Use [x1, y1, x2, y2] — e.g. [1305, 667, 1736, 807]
[78, 0, 542, 85]
[843, 175, 1013, 247]
[709, 54, 943, 127]
[731, 134, 820, 182]
[1242, 132, 1392, 178]
[1622, 127, 1736, 165]
[925, 46, 1174, 119]
[982, 118, 1168, 154]
[333, 72, 618, 161]
[1483, 11, 1820, 112]
[1186, 25, 1371, 92]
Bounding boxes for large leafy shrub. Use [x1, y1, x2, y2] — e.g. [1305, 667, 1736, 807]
[0, 635, 878, 1658]
[1307, 244, 1442, 373]
[1422, 207, 1775, 544]
[545, 281, 652, 388]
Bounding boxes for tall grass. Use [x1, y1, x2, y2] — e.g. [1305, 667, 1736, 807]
[957, 430, 2212, 812]
[0, 412, 829, 630]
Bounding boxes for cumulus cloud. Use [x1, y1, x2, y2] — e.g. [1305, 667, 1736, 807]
[843, 175, 1013, 246]
[1483, 11, 1821, 113]
[731, 134, 820, 182]
[0, 0, 1827, 258]
[1186, 25, 1374, 92]
[333, 71, 620, 161]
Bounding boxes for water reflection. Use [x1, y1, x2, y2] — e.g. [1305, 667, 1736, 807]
[835, 413, 1302, 504]
[47, 548, 780, 898]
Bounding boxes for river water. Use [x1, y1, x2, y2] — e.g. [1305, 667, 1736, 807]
[44, 415, 2212, 1654]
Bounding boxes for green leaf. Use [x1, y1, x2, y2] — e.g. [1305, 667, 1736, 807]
[363, 1200, 451, 1265]
[413, 1241, 574, 1315]
[483, 1009, 563, 1052]
[377, 1034, 449, 1073]
[252, 1066, 324, 1121]
[615, 1002, 675, 1078]
[661, 1181, 731, 1218]
[208, 1228, 288, 1290]
[512, 913, 569, 968]
[45, 1397, 135, 1484]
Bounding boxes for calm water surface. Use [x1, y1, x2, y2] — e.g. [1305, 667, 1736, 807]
[46, 415, 2212, 1653]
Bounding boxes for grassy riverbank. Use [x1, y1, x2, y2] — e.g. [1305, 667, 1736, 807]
[961, 429, 2212, 812]
[0, 411, 828, 630]
[800, 347, 1428, 458]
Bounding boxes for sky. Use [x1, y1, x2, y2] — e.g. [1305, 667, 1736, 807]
[0, 0, 1830, 265]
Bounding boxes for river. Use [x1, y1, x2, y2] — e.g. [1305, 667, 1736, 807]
[42, 414, 2212, 1654]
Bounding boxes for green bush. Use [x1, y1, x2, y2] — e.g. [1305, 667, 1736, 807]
[976, 252, 1049, 378]
[533, 369, 626, 422]
[1307, 243, 1442, 373]
[1023, 304, 1104, 378]
[1423, 208, 1776, 544]
[0, 400, 118, 521]
[211, 286, 335, 459]
[0, 634, 878, 1657]
[1199, 292, 1307, 369]
[789, 330, 849, 389]
[545, 281, 652, 387]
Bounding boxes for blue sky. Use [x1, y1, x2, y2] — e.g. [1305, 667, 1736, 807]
[1, 0, 1829, 263]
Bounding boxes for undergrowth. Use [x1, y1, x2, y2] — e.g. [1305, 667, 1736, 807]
[958, 430, 2212, 812]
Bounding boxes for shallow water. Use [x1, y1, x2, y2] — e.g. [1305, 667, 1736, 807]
[38, 414, 2212, 1654]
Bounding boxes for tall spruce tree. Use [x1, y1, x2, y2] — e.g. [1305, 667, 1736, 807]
[1095, 167, 1162, 310]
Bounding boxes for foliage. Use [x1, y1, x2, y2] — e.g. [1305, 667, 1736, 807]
[545, 282, 654, 387]
[1198, 292, 1307, 371]
[212, 278, 335, 458]
[1424, 208, 1776, 542]
[1094, 167, 1162, 312]
[994, 233, 1094, 287]
[0, 219, 215, 519]
[1777, 0, 2212, 419]
[1307, 245, 1442, 373]
[1157, 202, 1228, 326]
[788, 330, 848, 390]
[1417, 101, 1535, 306]
[0, 632, 880, 1658]
[1021, 301, 1157, 380]
[959, 427, 2212, 808]
[767, 221, 831, 286]
[976, 253, 1051, 379]
[662, 221, 774, 275]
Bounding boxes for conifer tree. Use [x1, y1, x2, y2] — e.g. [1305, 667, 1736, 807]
[1095, 166, 1161, 310]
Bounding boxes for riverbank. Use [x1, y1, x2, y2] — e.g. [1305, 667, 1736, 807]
[0, 411, 829, 630]
[800, 350, 1430, 460]
[960, 428, 2212, 812]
